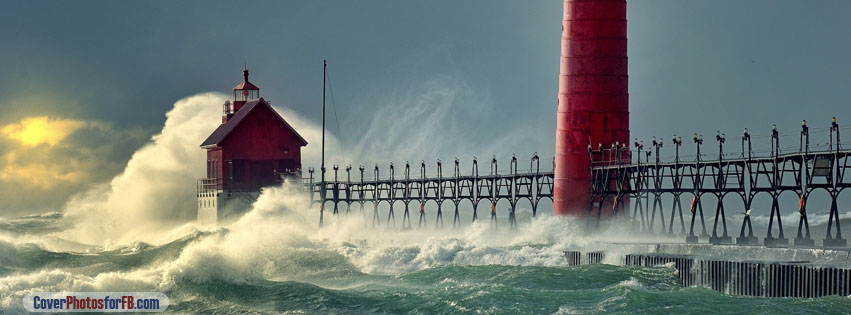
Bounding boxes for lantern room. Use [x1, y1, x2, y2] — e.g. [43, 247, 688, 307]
[225, 68, 261, 119]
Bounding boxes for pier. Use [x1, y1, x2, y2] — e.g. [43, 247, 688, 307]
[308, 120, 850, 249]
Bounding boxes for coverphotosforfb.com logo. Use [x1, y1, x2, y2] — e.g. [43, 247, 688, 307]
[24, 292, 169, 312]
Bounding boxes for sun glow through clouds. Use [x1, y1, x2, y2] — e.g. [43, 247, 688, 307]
[1, 116, 85, 147]
[0, 116, 89, 188]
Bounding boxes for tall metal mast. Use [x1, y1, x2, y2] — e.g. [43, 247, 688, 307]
[322, 60, 327, 182]
[320, 60, 327, 227]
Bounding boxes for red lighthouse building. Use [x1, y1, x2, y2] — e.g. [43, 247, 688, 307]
[197, 69, 308, 224]
[554, 0, 629, 216]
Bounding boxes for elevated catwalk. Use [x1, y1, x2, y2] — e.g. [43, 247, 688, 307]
[588, 120, 849, 247]
[309, 156, 554, 229]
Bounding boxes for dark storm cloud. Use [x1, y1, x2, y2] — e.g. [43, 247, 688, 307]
[0, 0, 850, 215]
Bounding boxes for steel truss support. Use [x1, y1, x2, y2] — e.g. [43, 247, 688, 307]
[582, 119, 848, 248]
[402, 202, 412, 230]
[709, 194, 732, 244]
[632, 191, 647, 232]
[764, 194, 788, 246]
[490, 201, 498, 228]
[824, 193, 847, 246]
[435, 202, 444, 229]
[453, 201, 461, 228]
[737, 195, 758, 245]
[670, 194, 686, 236]
[794, 192, 813, 246]
[649, 193, 667, 234]
[418, 202, 426, 228]
[686, 193, 707, 243]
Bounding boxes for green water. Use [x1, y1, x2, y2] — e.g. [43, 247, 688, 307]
[160, 264, 851, 314]
[2, 213, 850, 314]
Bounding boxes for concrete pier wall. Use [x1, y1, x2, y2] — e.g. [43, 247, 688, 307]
[565, 250, 851, 298]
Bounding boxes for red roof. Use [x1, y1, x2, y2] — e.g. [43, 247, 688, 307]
[234, 69, 260, 90]
[233, 81, 260, 90]
[201, 97, 308, 148]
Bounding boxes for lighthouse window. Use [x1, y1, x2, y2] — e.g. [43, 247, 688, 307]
[233, 90, 258, 102]
[208, 160, 215, 178]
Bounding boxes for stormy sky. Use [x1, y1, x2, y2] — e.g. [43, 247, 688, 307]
[1, 0, 851, 216]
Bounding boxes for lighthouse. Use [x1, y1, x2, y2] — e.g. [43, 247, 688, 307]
[553, 0, 630, 216]
[197, 68, 308, 225]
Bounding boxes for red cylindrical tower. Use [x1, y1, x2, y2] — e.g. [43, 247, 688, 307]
[554, 0, 629, 216]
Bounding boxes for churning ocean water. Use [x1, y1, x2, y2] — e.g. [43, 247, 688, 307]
[2, 196, 851, 315]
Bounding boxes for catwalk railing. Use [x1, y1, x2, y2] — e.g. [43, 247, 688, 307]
[305, 119, 850, 248]
[305, 155, 554, 229]
[590, 119, 849, 247]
